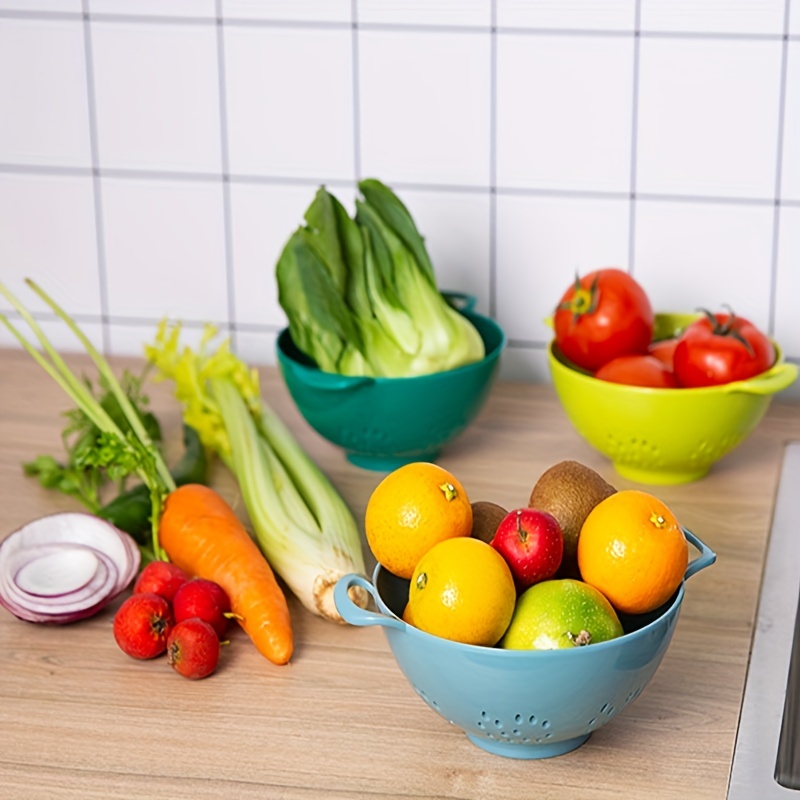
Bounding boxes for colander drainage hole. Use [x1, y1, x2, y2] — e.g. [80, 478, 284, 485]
[515, 714, 523, 724]
[416, 688, 440, 710]
[542, 720, 550, 729]
[494, 719, 503, 729]
[600, 704, 614, 716]
[528, 715, 537, 725]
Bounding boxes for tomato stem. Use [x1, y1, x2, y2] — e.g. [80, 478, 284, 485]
[558, 273, 600, 322]
[697, 307, 755, 355]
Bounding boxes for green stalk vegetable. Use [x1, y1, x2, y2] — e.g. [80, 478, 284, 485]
[0, 280, 175, 561]
[145, 322, 368, 621]
[276, 179, 485, 378]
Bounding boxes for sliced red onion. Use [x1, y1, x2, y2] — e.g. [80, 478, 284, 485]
[0, 512, 141, 624]
[14, 544, 101, 597]
[4, 544, 116, 611]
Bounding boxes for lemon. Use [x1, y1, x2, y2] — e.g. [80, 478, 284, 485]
[405, 537, 516, 647]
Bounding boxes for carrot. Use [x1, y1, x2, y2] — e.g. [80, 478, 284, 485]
[159, 483, 293, 665]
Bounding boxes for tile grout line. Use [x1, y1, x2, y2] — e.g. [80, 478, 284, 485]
[2, 9, 799, 43]
[627, 1, 642, 278]
[767, 0, 792, 339]
[488, 0, 497, 319]
[4, 161, 795, 208]
[351, 0, 362, 181]
[215, 0, 237, 347]
[80, 0, 111, 355]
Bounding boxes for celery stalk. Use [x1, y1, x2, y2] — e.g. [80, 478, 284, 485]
[146, 322, 368, 621]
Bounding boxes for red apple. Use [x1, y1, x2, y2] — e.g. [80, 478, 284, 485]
[490, 508, 564, 590]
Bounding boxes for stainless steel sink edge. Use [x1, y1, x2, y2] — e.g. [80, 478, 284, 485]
[728, 441, 800, 799]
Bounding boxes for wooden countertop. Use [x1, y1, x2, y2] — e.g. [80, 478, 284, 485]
[2, 345, 799, 800]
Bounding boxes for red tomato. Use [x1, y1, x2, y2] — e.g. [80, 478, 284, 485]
[673, 311, 775, 387]
[554, 269, 654, 372]
[648, 338, 678, 370]
[595, 355, 679, 389]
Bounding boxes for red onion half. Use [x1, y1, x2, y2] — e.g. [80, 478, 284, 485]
[0, 512, 141, 624]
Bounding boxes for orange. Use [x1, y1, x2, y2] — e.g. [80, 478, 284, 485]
[405, 537, 516, 646]
[364, 462, 472, 579]
[576, 489, 688, 615]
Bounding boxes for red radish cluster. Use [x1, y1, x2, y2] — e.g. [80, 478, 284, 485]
[114, 561, 231, 680]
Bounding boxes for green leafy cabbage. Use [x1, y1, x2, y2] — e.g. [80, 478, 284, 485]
[276, 179, 485, 378]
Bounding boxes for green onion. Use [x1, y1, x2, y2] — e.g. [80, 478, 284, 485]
[0, 280, 174, 561]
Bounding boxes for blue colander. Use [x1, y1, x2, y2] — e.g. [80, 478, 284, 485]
[334, 529, 715, 759]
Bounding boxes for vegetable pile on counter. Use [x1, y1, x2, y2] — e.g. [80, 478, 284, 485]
[145, 322, 367, 624]
[276, 178, 485, 377]
[0, 279, 368, 667]
[553, 268, 778, 388]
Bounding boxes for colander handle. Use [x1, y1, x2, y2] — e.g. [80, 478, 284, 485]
[722, 362, 798, 396]
[683, 529, 716, 581]
[443, 291, 477, 313]
[334, 574, 405, 631]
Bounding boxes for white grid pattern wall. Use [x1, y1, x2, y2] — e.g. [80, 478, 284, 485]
[1, 0, 799, 398]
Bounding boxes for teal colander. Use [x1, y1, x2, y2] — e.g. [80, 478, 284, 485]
[334, 529, 715, 759]
[276, 293, 505, 471]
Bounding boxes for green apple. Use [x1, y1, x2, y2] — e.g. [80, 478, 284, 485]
[500, 579, 623, 650]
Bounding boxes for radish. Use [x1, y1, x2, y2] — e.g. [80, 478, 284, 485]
[0, 512, 140, 624]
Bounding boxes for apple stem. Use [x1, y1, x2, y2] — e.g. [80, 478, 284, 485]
[515, 512, 528, 543]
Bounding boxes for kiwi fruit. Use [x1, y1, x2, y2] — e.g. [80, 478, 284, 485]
[470, 500, 509, 544]
[528, 460, 616, 578]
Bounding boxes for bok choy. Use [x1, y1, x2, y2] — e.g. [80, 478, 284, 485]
[276, 178, 485, 378]
[145, 324, 368, 622]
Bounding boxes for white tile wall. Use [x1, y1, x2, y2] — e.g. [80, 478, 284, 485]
[636, 37, 782, 199]
[224, 25, 355, 180]
[358, 29, 491, 186]
[496, 33, 634, 193]
[784, 41, 800, 200]
[0, 17, 91, 168]
[633, 200, 775, 327]
[91, 21, 223, 173]
[0, 2, 797, 402]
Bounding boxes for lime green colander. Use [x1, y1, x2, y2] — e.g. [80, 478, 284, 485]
[548, 313, 798, 485]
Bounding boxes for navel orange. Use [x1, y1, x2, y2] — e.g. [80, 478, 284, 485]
[405, 537, 516, 646]
[577, 490, 688, 615]
[364, 462, 472, 579]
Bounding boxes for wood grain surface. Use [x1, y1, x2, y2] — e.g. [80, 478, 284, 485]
[1, 346, 799, 800]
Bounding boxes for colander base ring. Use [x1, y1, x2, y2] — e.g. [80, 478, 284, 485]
[465, 731, 591, 760]
[612, 461, 711, 486]
[346, 449, 441, 472]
